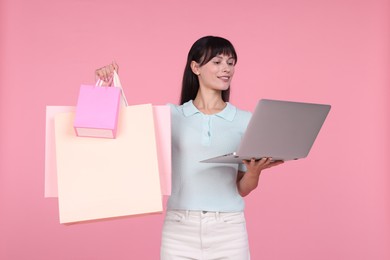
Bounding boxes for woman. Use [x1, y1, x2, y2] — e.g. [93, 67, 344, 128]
[96, 36, 283, 260]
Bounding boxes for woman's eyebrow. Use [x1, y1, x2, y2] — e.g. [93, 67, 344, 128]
[214, 55, 234, 59]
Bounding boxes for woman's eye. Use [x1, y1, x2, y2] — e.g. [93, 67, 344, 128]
[228, 59, 236, 66]
[213, 61, 221, 64]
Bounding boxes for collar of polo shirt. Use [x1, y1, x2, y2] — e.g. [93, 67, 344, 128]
[182, 100, 236, 122]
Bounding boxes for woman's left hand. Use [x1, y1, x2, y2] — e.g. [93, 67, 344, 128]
[237, 157, 284, 196]
[242, 157, 284, 175]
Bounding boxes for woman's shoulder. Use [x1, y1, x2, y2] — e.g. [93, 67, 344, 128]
[229, 103, 252, 120]
[166, 102, 179, 108]
[165, 103, 183, 115]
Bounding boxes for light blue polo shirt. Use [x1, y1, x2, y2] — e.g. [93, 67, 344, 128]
[167, 100, 252, 212]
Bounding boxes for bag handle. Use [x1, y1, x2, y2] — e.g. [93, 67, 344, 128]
[95, 70, 128, 107]
[112, 71, 128, 107]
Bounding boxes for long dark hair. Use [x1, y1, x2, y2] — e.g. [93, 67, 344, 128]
[179, 36, 238, 105]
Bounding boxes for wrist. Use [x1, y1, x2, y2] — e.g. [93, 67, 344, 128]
[246, 169, 261, 177]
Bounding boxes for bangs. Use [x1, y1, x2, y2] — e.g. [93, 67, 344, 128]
[198, 38, 237, 66]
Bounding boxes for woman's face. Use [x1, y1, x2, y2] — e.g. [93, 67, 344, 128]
[194, 54, 236, 92]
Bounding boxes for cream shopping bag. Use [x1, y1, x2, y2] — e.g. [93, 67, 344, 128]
[54, 104, 162, 223]
[45, 105, 171, 198]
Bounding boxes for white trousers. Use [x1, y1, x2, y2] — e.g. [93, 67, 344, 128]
[161, 210, 250, 260]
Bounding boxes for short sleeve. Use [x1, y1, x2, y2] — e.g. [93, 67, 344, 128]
[238, 163, 247, 172]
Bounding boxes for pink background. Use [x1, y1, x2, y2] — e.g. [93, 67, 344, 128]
[1, 0, 389, 259]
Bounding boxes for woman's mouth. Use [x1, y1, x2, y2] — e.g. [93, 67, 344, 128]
[218, 76, 230, 81]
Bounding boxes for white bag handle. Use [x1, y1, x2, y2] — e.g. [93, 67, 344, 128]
[112, 71, 129, 107]
[95, 70, 128, 107]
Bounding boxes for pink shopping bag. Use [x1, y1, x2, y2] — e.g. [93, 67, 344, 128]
[74, 71, 126, 138]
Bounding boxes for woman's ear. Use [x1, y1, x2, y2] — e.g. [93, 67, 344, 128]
[190, 61, 200, 76]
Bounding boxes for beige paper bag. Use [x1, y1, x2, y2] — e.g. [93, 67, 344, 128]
[54, 104, 162, 223]
[45, 105, 171, 197]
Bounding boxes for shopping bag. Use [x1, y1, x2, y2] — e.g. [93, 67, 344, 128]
[55, 104, 163, 223]
[45, 106, 75, 197]
[153, 106, 171, 196]
[74, 71, 126, 138]
[45, 105, 171, 198]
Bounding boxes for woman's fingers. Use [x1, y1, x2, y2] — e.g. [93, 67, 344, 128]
[95, 61, 119, 85]
[252, 157, 271, 165]
[95, 67, 110, 83]
[243, 157, 282, 171]
[112, 61, 119, 72]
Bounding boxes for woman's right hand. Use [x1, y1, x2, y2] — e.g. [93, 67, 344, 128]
[95, 61, 119, 86]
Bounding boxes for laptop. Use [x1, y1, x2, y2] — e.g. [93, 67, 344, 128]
[200, 99, 331, 163]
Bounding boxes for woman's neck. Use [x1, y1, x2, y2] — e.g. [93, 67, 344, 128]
[193, 91, 226, 115]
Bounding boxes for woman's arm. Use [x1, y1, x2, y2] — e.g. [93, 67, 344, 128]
[237, 158, 284, 197]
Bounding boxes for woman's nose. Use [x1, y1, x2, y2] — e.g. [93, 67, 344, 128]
[223, 63, 231, 72]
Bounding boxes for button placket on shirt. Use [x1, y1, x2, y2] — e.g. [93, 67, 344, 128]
[201, 115, 211, 146]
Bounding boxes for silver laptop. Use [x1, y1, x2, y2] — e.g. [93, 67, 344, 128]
[200, 99, 331, 163]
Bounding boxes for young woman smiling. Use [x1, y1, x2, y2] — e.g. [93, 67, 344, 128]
[96, 36, 283, 260]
